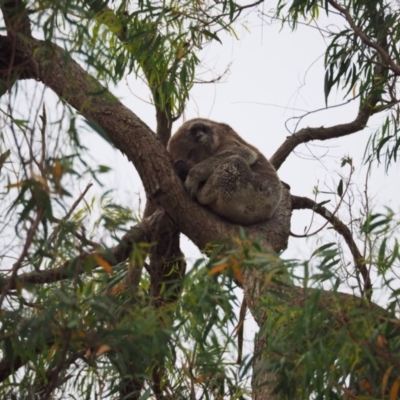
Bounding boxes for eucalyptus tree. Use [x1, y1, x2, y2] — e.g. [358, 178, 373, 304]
[0, 0, 399, 399]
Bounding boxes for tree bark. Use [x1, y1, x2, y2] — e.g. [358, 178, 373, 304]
[0, 35, 291, 252]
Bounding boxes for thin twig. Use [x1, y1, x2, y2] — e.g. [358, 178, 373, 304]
[48, 182, 93, 245]
[0, 207, 44, 307]
[290, 165, 354, 238]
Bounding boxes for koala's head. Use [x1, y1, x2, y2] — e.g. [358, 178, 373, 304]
[167, 119, 221, 172]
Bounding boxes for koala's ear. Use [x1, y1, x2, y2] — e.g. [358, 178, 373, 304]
[174, 160, 189, 181]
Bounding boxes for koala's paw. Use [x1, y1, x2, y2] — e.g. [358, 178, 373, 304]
[184, 176, 199, 199]
[174, 160, 189, 182]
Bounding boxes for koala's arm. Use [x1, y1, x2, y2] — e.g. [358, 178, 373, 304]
[185, 145, 257, 198]
[221, 145, 258, 165]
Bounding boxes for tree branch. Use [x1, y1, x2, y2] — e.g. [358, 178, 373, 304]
[270, 0, 395, 172]
[291, 195, 372, 299]
[0, 209, 171, 291]
[0, 33, 292, 399]
[0, 207, 44, 307]
[270, 102, 376, 170]
[0, 34, 291, 252]
[0, 0, 32, 37]
[49, 182, 93, 245]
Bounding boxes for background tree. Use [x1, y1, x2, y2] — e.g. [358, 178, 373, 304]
[0, 0, 399, 399]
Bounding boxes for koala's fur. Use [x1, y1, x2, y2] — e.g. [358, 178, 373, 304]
[167, 118, 282, 226]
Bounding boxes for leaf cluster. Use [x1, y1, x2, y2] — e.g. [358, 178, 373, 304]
[257, 236, 400, 400]
[26, 0, 244, 120]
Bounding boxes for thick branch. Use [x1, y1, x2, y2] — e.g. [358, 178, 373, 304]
[0, 1, 32, 94]
[0, 34, 292, 400]
[291, 195, 372, 298]
[0, 34, 290, 252]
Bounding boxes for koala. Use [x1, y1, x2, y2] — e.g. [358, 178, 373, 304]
[167, 118, 282, 226]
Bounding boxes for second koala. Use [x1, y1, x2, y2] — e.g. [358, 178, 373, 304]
[167, 118, 282, 226]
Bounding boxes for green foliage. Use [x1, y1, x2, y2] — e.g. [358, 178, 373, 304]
[276, 0, 400, 166]
[261, 284, 400, 399]
[27, 0, 240, 120]
[0, 242, 252, 398]
[257, 240, 400, 399]
[2, 0, 400, 398]
[277, 0, 400, 104]
[365, 112, 400, 170]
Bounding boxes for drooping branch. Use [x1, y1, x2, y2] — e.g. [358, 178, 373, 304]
[84, 1, 176, 146]
[291, 195, 372, 299]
